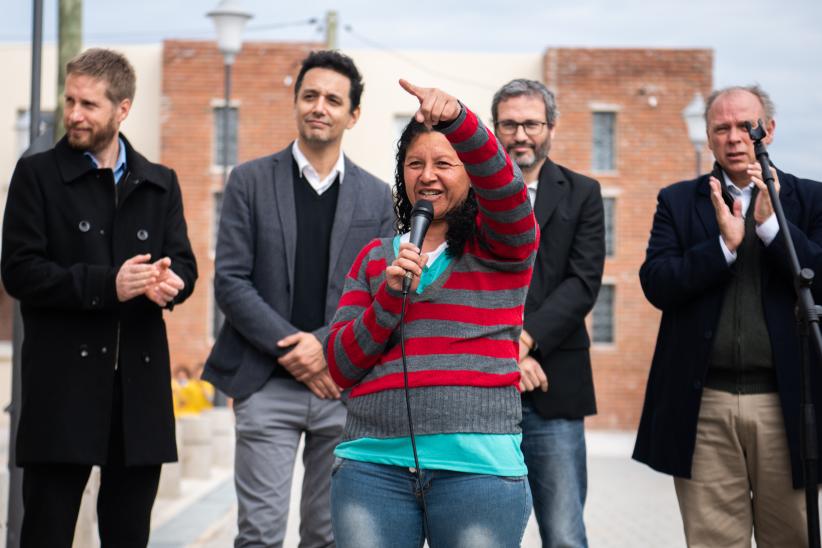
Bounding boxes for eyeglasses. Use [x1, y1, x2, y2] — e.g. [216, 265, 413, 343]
[495, 120, 548, 136]
[404, 160, 464, 174]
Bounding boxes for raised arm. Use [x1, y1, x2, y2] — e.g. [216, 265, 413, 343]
[400, 79, 536, 263]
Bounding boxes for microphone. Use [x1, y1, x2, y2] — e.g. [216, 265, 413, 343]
[402, 199, 434, 294]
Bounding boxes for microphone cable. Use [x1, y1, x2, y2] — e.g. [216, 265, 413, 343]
[400, 288, 433, 544]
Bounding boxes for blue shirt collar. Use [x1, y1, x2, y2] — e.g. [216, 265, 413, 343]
[84, 136, 127, 183]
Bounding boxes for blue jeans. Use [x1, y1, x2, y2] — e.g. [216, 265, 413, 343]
[331, 458, 532, 548]
[521, 400, 589, 548]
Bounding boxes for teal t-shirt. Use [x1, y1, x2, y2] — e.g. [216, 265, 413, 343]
[335, 433, 526, 476]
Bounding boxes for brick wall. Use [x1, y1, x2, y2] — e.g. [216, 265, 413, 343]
[544, 48, 713, 429]
[159, 42, 713, 430]
[160, 40, 322, 373]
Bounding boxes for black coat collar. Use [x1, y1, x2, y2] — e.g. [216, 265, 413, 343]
[55, 134, 168, 191]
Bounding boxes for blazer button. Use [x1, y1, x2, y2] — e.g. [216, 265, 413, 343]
[101, 346, 108, 354]
[79, 345, 89, 358]
[78, 220, 91, 232]
[137, 229, 149, 241]
[142, 353, 151, 364]
[99, 229, 106, 236]
[91, 297, 99, 307]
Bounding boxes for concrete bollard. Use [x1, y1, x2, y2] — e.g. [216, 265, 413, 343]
[179, 415, 212, 479]
[204, 408, 235, 468]
[72, 467, 100, 548]
[157, 421, 184, 498]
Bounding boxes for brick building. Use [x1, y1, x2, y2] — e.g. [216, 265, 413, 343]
[158, 43, 713, 429]
[160, 40, 322, 374]
[541, 49, 713, 428]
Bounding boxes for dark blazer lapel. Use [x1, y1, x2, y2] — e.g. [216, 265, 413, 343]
[534, 159, 567, 230]
[273, 151, 298, 295]
[328, 156, 357, 283]
[695, 175, 720, 238]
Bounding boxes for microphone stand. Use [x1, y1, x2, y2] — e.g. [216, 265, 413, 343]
[746, 120, 821, 548]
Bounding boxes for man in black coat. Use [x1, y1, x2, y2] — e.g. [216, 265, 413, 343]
[492, 79, 605, 548]
[1, 48, 197, 547]
[634, 85, 822, 546]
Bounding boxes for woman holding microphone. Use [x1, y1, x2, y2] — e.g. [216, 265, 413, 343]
[324, 80, 538, 548]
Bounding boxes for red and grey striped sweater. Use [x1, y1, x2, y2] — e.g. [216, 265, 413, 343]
[324, 106, 538, 440]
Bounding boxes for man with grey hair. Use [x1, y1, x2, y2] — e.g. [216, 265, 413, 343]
[634, 85, 822, 546]
[492, 79, 605, 548]
[2, 48, 197, 546]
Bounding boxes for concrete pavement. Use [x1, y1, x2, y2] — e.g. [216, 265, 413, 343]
[149, 431, 689, 548]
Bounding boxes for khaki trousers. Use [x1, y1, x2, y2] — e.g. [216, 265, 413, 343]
[674, 388, 808, 548]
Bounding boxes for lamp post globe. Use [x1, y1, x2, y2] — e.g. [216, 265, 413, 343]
[207, 0, 252, 185]
[207, 0, 252, 65]
[682, 92, 707, 177]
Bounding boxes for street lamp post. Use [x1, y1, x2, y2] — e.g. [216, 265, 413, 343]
[682, 92, 708, 177]
[207, 0, 252, 186]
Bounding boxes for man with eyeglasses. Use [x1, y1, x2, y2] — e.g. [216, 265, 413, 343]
[492, 79, 605, 548]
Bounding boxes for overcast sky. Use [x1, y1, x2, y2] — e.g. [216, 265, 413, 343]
[5, 0, 822, 179]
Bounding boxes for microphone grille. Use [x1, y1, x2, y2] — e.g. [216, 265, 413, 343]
[411, 199, 434, 218]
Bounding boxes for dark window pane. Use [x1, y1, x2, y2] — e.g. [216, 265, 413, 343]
[213, 106, 238, 166]
[211, 191, 223, 255]
[592, 112, 616, 171]
[592, 284, 614, 343]
[604, 197, 615, 257]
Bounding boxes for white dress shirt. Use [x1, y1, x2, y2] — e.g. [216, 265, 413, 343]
[291, 140, 346, 195]
[526, 179, 539, 208]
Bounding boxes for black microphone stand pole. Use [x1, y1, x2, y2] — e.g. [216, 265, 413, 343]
[746, 120, 821, 548]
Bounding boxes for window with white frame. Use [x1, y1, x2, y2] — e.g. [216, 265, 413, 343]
[16, 109, 55, 157]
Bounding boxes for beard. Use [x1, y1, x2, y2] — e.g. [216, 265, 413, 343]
[507, 140, 550, 170]
[66, 115, 119, 155]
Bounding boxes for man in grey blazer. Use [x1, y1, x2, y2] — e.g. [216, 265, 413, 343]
[203, 50, 394, 547]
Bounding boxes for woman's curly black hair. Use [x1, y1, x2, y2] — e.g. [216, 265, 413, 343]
[393, 119, 480, 258]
